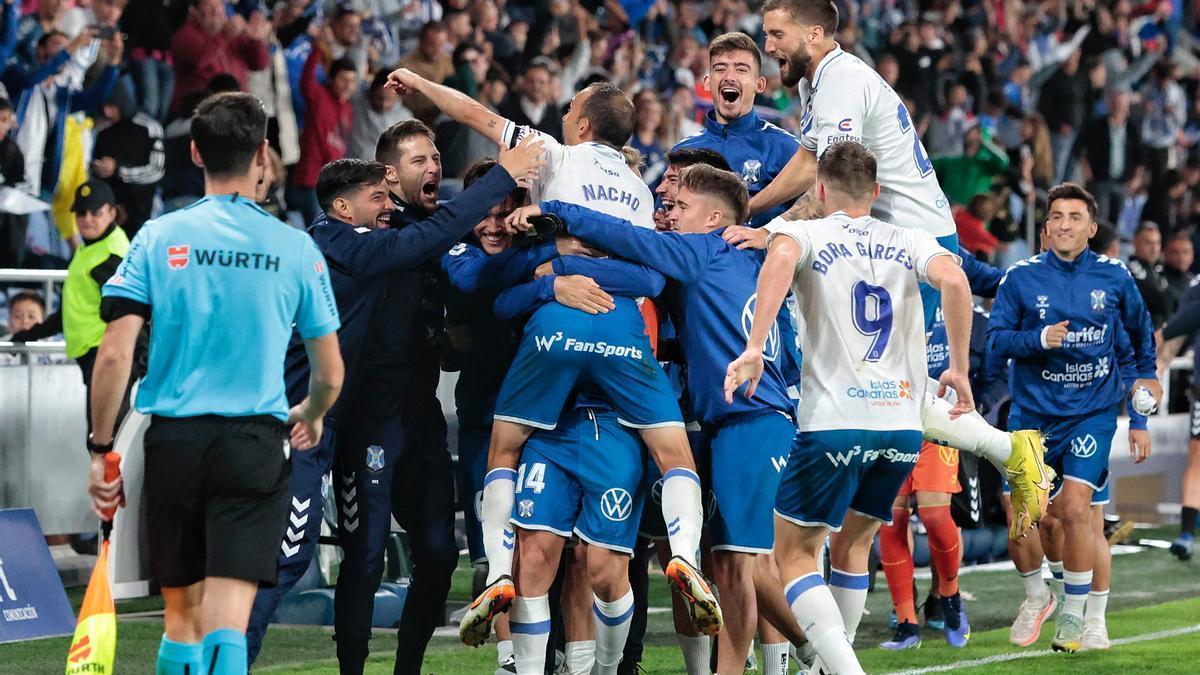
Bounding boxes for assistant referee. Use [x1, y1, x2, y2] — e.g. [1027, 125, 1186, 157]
[86, 92, 344, 675]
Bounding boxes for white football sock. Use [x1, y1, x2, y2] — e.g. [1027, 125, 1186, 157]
[1048, 560, 1065, 598]
[828, 568, 869, 643]
[676, 634, 711, 675]
[1020, 568, 1050, 603]
[760, 642, 790, 675]
[1085, 590, 1109, 624]
[785, 574, 863, 675]
[593, 590, 634, 674]
[661, 468, 703, 566]
[510, 595, 550, 675]
[922, 388, 1012, 469]
[1062, 570, 1093, 619]
[482, 468, 517, 584]
[564, 640, 595, 675]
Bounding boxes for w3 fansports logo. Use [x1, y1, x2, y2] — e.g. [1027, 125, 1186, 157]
[534, 332, 564, 351]
[600, 488, 633, 522]
[1070, 434, 1098, 458]
[741, 294, 780, 362]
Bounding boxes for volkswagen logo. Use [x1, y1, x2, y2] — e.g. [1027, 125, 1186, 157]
[1070, 434, 1098, 459]
[600, 488, 633, 522]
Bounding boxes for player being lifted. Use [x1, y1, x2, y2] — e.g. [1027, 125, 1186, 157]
[726, 141, 976, 675]
[726, 0, 1052, 537]
[385, 67, 720, 645]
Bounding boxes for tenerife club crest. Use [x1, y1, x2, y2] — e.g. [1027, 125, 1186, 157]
[741, 159, 762, 185]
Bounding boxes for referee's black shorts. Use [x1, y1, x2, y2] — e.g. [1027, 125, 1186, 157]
[144, 414, 291, 588]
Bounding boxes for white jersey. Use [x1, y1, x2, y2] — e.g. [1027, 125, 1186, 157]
[765, 212, 956, 432]
[798, 46, 956, 238]
[502, 122, 655, 229]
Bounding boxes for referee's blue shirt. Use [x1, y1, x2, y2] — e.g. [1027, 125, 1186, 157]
[102, 194, 340, 421]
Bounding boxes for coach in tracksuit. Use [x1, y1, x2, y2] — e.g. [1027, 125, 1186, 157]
[244, 132, 540, 673]
[988, 183, 1159, 653]
[671, 32, 800, 228]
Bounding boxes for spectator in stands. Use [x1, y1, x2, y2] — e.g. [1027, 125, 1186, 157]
[120, 0, 186, 121]
[498, 56, 563, 141]
[348, 69, 411, 162]
[399, 21, 453, 125]
[955, 193, 1002, 260]
[0, 96, 24, 187]
[159, 88, 212, 212]
[12, 181, 141, 435]
[1141, 60, 1187, 182]
[330, 6, 370, 78]
[630, 89, 668, 186]
[290, 39, 359, 226]
[1, 290, 50, 366]
[92, 83, 165, 239]
[1163, 232, 1195, 309]
[1038, 50, 1086, 183]
[926, 84, 977, 158]
[1077, 89, 1144, 224]
[1129, 222, 1172, 327]
[932, 124, 1010, 207]
[15, 0, 65, 68]
[169, 0, 270, 115]
[1142, 169, 1189, 235]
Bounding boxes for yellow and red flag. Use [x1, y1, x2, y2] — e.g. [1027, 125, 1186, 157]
[66, 453, 122, 674]
[65, 539, 116, 674]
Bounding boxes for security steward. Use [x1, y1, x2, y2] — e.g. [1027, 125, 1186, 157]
[86, 92, 345, 675]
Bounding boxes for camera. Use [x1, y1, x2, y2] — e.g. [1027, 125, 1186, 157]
[513, 213, 563, 246]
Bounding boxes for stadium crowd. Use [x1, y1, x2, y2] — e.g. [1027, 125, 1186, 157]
[1, 0, 1199, 674]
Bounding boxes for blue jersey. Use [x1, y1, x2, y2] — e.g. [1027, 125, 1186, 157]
[925, 248, 1003, 378]
[103, 195, 339, 421]
[546, 200, 796, 424]
[672, 110, 800, 227]
[987, 250, 1156, 417]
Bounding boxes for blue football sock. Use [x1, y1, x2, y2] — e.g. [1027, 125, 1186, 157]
[202, 629, 248, 675]
[156, 635, 202, 675]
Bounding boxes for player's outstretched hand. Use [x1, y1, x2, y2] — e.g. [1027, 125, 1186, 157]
[554, 275, 614, 314]
[497, 134, 546, 188]
[386, 67, 424, 94]
[1129, 428, 1152, 463]
[723, 225, 768, 250]
[288, 403, 323, 451]
[505, 204, 543, 233]
[87, 453, 122, 521]
[937, 369, 975, 419]
[724, 348, 764, 403]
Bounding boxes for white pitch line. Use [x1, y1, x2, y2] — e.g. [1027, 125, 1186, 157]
[883, 623, 1200, 674]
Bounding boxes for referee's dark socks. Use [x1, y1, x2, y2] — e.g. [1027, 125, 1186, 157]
[201, 629, 247, 675]
[156, 635, 201, 674]
[1183, 506, 1199, 536]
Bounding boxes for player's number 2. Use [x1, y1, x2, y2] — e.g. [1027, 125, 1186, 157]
[851, 280, 894, 362]
[896, 104, 934, 178]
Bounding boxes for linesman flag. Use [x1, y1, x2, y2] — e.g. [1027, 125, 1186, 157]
[66, 453, 123, 674]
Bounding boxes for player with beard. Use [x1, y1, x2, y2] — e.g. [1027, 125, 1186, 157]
[386, 67, 721, 648]
[672, 32, 801, 228]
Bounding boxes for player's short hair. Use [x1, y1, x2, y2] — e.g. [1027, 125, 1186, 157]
[666, 147, 732, 172]
[191, 92, 267, 179]
[463, 158, 528, 204]
[760, 0, 839, 34]
[621, 146, 645, 172]
[817, 141, 877, 200]
[375, 120, 437, 166]
[9, 290, 46, 314]
[316, 159, 389, 213]
[580, 83, 635, 149]
[1046, 182, 1097, 222]
[679, 164, 749, 225]
[708, 32, 762, 72]
[1088, 222, 1118, 254]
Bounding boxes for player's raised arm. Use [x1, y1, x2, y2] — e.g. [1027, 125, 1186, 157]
[925, 254, 975, 417]
[725, 231, 802, 402]
[387, 67, 511, 146]
[747, 146, 817, 217]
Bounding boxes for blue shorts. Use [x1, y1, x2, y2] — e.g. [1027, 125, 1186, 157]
[494, 300, 683, 430]
[454, 425, 491, 563]
[775, 429, 924, 531]
[703, 410, 796, 553]
[1009, 404, 1117, 495]
[511, 408, 647, 553]
[1003, 475, 1110, 505]
[920, 233, 960, 330]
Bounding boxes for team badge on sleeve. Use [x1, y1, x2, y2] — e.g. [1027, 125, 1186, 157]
[167, 245, 190, 269]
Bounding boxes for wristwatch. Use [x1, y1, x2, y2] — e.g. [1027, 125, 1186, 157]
[87, 433, 114, 455]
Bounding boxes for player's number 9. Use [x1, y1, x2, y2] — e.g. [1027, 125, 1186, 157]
[896, 103, 934, 178]
[851, 280, 894, 362]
